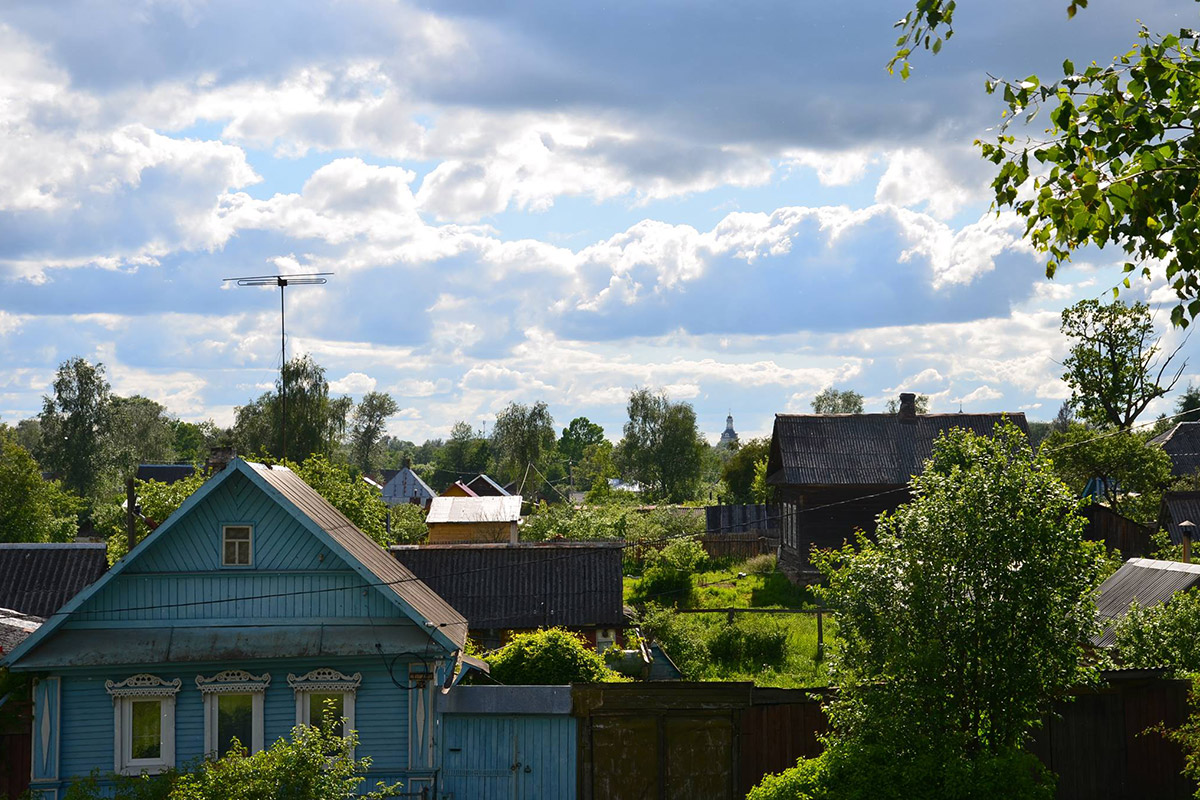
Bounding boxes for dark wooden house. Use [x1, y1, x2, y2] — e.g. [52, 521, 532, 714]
[765, 393, 1026, 579]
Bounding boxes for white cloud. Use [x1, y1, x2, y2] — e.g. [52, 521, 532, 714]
[329, 371, 376, 395]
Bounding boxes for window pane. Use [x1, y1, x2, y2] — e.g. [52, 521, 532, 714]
[217, 693, 253, 756]
[130, 700, 161, 760]
[223, 540, 238, 564]
[223, 527, 252, 565]
[308, 693, 343, 735]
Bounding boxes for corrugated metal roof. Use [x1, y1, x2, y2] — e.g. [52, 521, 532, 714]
[1154, 423, 1200, 476]
[426, 495, 522, 524]
[390, 542, 624, 629]
[1160, 492, 1200, 545]
[247, 462, 467, 648]
[0, 543, 108, 617]
[1094, 557, 1200, 647]
[766, 412, 1028, 487]
[466, 474, 511, 497]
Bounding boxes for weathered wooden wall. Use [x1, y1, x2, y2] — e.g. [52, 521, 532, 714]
[1, 732, 31, 800]
[698, 532, 778, 561]
[1080, 504, 1153, 559]
[706, 505, 778, 535]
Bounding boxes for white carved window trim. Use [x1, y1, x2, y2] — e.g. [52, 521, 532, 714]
[221, 524, 254, 567]
[288, 668, 360, 744]
[105, 674, 180, 775]
[196, 670, 270, 756]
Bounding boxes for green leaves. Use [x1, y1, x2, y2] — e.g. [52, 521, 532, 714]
[976, 26, 1200, 322]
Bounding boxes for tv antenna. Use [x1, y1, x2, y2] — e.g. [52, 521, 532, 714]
[222, 272, 332, 460]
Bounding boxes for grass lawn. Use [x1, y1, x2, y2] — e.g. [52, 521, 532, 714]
[626, 555, 834, 688]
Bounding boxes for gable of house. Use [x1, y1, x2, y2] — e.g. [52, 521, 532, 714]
[382, 466, 437, 507]
[1153, 422, 1200, 477]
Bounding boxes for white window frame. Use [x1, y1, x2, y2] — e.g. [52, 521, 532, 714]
[105, 674, 180, 775]
[288, 668, 360, 745]
[221, 524, 254, 567]
[196, 670, 270, 756]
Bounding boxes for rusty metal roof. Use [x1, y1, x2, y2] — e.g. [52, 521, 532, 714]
[390, 542, 625, 629]
[0, 543, 108, 617]
[766, 412, 1028, 487]
[248, 462, 467, 648]
[1094, 557, 1200, 647]
[0, 609, 43, 656]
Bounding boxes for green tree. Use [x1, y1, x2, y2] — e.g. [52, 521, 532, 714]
[795, 422, 1102, 797]
[485, 628, 626, 685]
[171, 419, 223, 463]
[107, 396, 179, 481]
[751, 456, 773, 504]
[388, 503, 428, 544]
[0, 438, 83, 543]
[233, 355, 351, 461]
[811, 387, 864, 414]
[1042, 422, 1172, 525]
[575, 440, 617, 493]
[616, 388, 705, 503]
[1178, 384, 1200, 424]
[39, 357, 112, 506]
[721, 437, 771, 504]
[433, 422, 490, 490]
[490, 401, 557, 486]
[292, 454, 389, 544]
[1060, 299, 1185, 430]
[349, 392, 399, 476]
[559, 416, 606, 467]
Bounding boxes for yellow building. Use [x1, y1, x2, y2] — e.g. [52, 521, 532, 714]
[425, 495, 523, 544]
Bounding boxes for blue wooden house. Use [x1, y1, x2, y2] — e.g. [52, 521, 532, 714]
[3, 458, 468, 799]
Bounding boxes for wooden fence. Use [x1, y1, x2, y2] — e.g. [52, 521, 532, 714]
[698, 532, 778, 561]
[706, 505, 779, 534]
[573, 672, 1195, 800]
[1080, 503, 1154, 559]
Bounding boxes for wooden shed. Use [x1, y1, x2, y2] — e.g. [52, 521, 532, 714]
[426, 495, 523, 543]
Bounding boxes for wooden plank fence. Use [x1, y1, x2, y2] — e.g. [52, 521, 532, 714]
[573, 672, 1195, 800]
[706, 505, 779, 535]
[698, 532, 778, 561]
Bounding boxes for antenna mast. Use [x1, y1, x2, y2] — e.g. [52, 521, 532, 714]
[223, 272, 332, 460]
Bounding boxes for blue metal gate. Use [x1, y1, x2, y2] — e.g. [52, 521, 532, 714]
[440, 714, 576, 800]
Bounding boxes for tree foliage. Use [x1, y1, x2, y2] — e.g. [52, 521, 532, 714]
[1060, 299, 1184, 429]
[1042, 422, 1172, 525]
[811, 388, 864, 414]
[721, 437, 771, 504]
[1179, 384, 1200, 424]
[348, 391, 398, 476]
[234, 355, 351, 461]
[788, 422, 1103, 798]
[108, 396, 180, 480]
[558, 416, 606, 466]
[1112, 588, 1200, 676]
[0, 437, 82, 543]
[485, 628, 627, 685]
[491, 401, 557, 486]
[387, 502, 428, 545]
[616, 388, 705, 503]
[39, 357, 113, 504]
[432, 422, 490, 490]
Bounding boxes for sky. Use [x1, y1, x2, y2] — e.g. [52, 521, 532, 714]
[1, 0, 1198, 445]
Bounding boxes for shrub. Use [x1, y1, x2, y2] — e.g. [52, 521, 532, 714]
[654, 537, 706, 572]
[64, 709, 399, 800]
[486, 628, 627, 684]
[629, 564, 695, 607]
[705, 616, 790, 669]
[638, 604, 709, 679]
[388, 503, 427, 544]
[1113, 587, 1200, 674]
[743, 553, 777, 575]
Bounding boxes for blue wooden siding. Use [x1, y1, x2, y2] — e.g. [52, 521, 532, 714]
[57, 658, 411, 783]
[440, 714, 576, 800]
[128, 471, 341, 574]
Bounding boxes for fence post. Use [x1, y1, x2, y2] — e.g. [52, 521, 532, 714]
[816, 610, 824, 659]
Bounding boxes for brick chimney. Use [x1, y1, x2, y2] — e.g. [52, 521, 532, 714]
[899, 393, 917, 423]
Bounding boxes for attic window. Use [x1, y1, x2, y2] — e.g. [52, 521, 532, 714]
[222, 525, 253, 566]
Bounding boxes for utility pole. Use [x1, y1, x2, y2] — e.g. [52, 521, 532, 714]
[223, 272, 331, 460]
